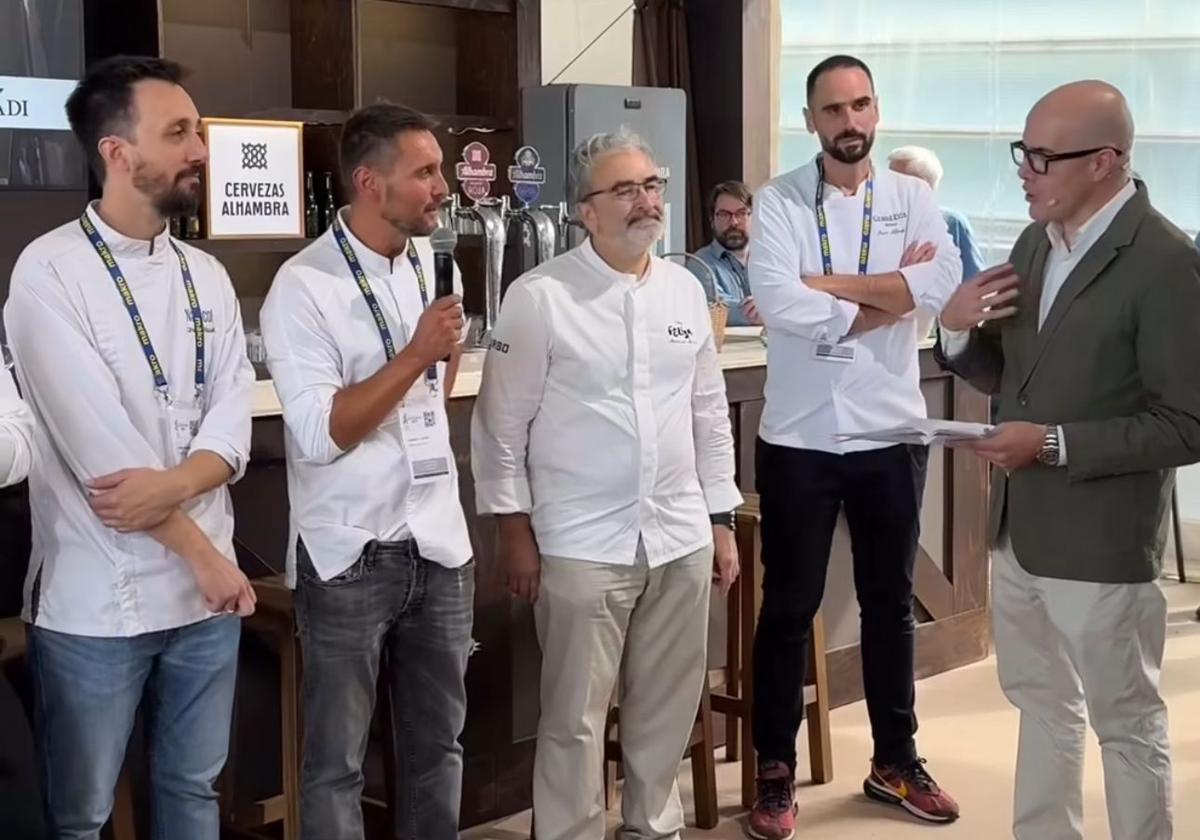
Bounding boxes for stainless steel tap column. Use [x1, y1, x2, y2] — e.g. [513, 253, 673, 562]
[454, 199, 506, 345]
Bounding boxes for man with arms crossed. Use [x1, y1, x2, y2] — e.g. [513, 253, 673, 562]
[746, 54, 963, 837]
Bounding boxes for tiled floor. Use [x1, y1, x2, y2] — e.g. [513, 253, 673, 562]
[465, 580, 1200, 839]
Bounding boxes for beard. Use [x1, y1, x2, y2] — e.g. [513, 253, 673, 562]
[133, 160, 203, 217]
[821, 129, 874, 164]
[381, 185, 441, 237]
[623, 213, 664, 252]
[715, 228, 748, 251]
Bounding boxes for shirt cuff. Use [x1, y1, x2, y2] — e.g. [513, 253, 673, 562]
[475, 476, 533, 515]
[704, 481, 744, 516]
[1057, 425, 1068, 466]
[831, 299, 861, 343]
[938, 321, 972, 358]
[189, 438, 247, 483]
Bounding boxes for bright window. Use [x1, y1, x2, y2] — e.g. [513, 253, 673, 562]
[778, 0, 1200, 260]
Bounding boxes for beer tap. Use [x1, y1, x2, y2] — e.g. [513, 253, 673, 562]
[503, 196, 557, 265]
[452, 197, 507, 346]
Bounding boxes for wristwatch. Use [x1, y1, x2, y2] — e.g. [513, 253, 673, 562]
[1036, 426, 1061, 466]
[709, 511, 735, 529]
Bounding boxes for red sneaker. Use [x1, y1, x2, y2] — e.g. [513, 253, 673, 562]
[746, 760, 797, 840]
[863, 758, 960, 823]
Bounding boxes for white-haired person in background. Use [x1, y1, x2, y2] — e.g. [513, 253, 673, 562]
[889, 145, 986, 281]
[472, 126, 742, 840]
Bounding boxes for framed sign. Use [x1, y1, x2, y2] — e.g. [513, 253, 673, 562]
[202, 118, 304, 239]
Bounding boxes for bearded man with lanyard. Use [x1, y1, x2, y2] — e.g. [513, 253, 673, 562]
[5, 56, 256, 837]
[260, 103, 471, 840]
[744, 55, 964, 838]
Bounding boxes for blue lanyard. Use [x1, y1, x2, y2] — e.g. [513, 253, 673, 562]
[331, 217, 437, 388]
[815, 156, 874, 276]
[80, 213, 205, 401]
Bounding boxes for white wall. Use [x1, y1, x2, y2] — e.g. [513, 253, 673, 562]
[541, 0, 634, 87]
[1177, 465, 1200, 522]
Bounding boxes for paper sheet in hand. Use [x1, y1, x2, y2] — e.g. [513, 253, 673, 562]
[834, 419, 994, 446]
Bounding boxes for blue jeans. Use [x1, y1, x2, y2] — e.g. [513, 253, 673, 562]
[28, 615, 240, 840]
[295, 538, 474, 840]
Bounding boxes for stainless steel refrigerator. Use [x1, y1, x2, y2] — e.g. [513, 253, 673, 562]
[521, 83, 687, 257]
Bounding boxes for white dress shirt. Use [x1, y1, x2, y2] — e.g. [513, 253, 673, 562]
[260, 210, 472, 585]
[940, 178, 1138, 464]
[0, 369, 34, 487]
[471, 239, 742, 568]
[749, 157, 961, 454]
[4, 204, 254, 637]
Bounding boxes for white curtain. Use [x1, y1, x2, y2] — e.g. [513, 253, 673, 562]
[777, 0, 1200, 262]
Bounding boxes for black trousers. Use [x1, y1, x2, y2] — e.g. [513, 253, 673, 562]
[0, 663, 45, 839]
[751, 438, 928, 773]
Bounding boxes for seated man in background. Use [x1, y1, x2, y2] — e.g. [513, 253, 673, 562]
[889, 146, 985, 282]
[693, 180, 762, 325]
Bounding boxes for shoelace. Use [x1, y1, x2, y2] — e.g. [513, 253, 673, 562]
[757, 776, 793, 812]
[895, 757, 939, 793]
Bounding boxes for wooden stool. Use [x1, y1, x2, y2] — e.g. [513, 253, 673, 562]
[601, 671, 720, 829]
[221, 575, 301, 840]
[710, 493, 833, 810]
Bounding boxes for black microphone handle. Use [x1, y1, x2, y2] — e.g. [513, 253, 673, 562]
[433, 251, 455, 363]
[434, 251, 455, 299]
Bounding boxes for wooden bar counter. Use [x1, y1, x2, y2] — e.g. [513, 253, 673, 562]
[229, 328, 991, 828]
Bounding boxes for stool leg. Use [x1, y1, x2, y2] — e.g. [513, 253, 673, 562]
[1174, 486, 1187, 584]
[113, 760, 137, 840]
[280, 620, 301, 840]
[805, 613, 833, 784]
[725, 580, 740, 762]
[690, 678, 719, 829]
[737, 518, 759, 810]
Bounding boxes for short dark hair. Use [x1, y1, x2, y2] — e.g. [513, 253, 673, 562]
[339, 103, 437, 190]
[708, 180, 753, 214]
[806, 54, 875, 102]
[66, 55, 188, 180]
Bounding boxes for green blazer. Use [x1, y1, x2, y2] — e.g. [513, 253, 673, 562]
[936, 182, 1200, 583]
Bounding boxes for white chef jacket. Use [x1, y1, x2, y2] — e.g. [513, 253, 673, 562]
[260, 210, 472, 585]
[0, 368, 34, 487]
[4, 203, 254, 637]
[471, 238, 743, 567]
[749, 156, 961, 454]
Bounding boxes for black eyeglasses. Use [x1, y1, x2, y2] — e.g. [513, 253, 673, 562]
[714, 208, 752, 223]
[1010, 141, 1124, 175]
[580, 176, 668, 203]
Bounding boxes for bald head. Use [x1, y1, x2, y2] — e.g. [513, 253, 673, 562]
[1027, 80, 1134, 154]
[1019, 81, 1135, 229]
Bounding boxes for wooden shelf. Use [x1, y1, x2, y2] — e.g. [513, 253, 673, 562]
[188, 237, 316, 256]
[243, 108, 514, 133]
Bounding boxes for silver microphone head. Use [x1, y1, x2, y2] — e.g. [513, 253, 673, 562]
[430, 225, 458, 254]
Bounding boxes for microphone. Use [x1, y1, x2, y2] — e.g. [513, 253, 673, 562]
[430, 225, 457, 300]
[429, 226, 459, 361]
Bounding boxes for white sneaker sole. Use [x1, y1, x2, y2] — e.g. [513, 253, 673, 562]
[744, 817, 797, 840]
[863, 776, 958, 824]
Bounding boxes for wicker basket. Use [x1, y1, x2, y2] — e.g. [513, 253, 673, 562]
[709, 301, 729, 351]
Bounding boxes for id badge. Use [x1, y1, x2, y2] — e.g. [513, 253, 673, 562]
[814, 340, 857, 363]
[160, 402, 202, 467]
[399, 389, 452, 485]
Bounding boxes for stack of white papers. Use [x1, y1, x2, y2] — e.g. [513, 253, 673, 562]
[834, 419, 994, 447]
